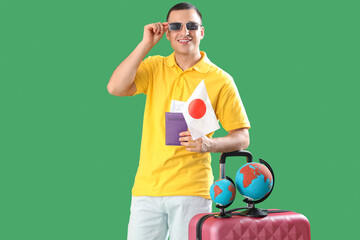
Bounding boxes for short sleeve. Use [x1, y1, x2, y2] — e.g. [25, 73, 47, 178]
[216, 78, 251, 132]
[133, 56, 153, 95]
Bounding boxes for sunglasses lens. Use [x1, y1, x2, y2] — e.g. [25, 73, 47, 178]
[169, 22, 200, 31]
[186, 22, 199, 30]
[169, 23, 182, 31]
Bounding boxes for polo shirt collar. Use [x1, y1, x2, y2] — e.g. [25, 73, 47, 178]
[166, 51, 211, 73]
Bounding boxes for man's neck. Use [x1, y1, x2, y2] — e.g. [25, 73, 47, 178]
[174, 51, 202, 71]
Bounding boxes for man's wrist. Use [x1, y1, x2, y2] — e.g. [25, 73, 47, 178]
[206, 137, 217, 153]
[138, 40, 153, 52]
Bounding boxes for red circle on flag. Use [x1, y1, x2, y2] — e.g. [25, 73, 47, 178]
[188, 99, 206, 119]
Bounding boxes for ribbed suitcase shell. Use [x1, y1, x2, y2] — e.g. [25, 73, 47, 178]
[189, 210, 311, 240]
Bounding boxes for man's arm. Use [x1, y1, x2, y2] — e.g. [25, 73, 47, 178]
[107, 22, 168, 97]
[179, 128, 250, 153]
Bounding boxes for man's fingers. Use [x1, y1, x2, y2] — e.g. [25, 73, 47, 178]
[181, 141, 195, 147]
[158, 23, 162, 34]
[145, 22, 169, 35]
[181, 138, 202, 148]
[180, 134, 206, 153]
[179, 136, 193, 142]
[179, 131, 191, 136]
[153, 23, 158, 34]
[180, 142, 188, 147]
[145, 24, 156, 35]
[158, 25, 161, 34]
[162, 22, 169, 32]
[148, 23, 159, 34]
[156, 22, 164, 34]
[186, 147, 197, 152]
[158, 22, 165, 34]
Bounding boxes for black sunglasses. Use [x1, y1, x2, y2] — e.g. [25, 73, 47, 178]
[168, 22, 202, 31]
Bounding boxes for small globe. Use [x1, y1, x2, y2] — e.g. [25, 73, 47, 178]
[210, 179, 236, 206]
[235, 162, 273, 201]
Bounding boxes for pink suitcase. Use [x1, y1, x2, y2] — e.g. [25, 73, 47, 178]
[189, 151, 311, 240]
[189, 209, 311, 240]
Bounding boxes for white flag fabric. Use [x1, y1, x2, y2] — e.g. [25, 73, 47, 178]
[182, 80, 220, 140]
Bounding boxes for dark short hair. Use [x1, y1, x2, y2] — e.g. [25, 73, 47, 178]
[166, 2, 202, 22]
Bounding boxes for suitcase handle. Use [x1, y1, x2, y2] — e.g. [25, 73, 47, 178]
[220, 150, 253, 164]
[219, 151, 253, 180]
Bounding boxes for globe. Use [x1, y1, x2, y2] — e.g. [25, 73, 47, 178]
[210, 179, 236, 206]
[235, 162, 273, 201]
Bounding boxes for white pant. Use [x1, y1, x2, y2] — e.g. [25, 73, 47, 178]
[127, 196, 212, 240]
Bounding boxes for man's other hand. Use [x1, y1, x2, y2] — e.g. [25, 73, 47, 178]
[179, 128, 249, 153]
[179, 131, 212, 153]
[142, 22, 169, 47]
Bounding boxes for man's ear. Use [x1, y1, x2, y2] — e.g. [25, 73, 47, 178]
[166, 30, 170, 40]
[200, 26, 205, 40]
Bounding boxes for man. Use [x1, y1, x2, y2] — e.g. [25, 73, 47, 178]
[107, 3, 250, 240]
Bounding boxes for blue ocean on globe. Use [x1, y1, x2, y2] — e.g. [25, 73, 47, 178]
[210, 179, 236, 206]
[235, 162, 273, 201]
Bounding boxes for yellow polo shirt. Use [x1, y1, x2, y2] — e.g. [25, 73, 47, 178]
[132, 51, 250, 199]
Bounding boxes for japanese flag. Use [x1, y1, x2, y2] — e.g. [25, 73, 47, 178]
[182, 80, 220, 140]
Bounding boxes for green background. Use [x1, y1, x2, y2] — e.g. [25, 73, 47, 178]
[1, 0, 359, 239]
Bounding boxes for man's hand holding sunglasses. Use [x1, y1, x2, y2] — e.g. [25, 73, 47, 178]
[142, 22, 169, 47]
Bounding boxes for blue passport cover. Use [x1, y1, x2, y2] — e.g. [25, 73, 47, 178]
[165, 112, 188, 146]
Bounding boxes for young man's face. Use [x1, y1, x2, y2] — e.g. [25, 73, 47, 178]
[166, 9, 204, 56]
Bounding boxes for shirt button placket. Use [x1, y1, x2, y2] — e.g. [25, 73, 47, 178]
[177, 73, 185, 101]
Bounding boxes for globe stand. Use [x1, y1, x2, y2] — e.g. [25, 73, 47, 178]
[225, 203, 268, 218]
[240, 203, 268, 218]
[241, 207, 268, 217]
[213, 204, 232, 218]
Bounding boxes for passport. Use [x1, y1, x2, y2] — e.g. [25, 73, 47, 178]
[165, 112, 188, 146]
